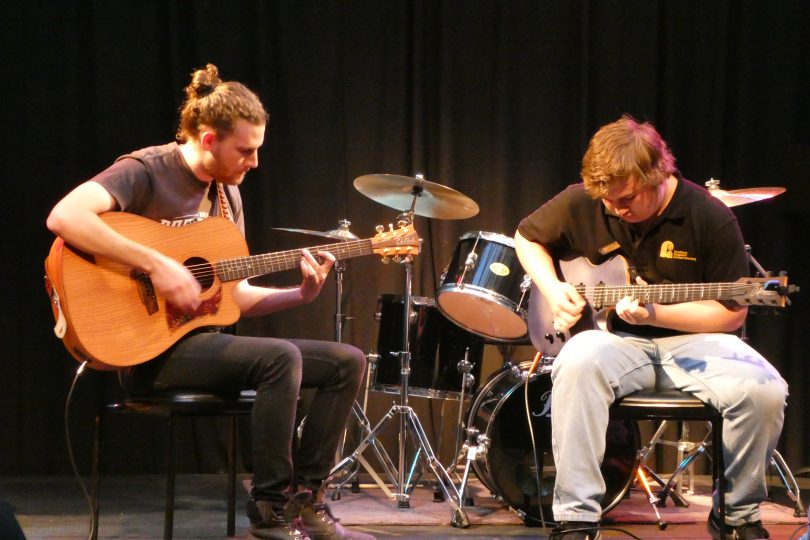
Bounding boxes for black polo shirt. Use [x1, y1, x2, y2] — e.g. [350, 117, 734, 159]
[517, 175, 748, 337]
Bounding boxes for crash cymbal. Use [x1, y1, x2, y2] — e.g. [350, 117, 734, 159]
[705, 179, 786, 207]
[272, 226, 359, 241]
[354, 173, 479, 220]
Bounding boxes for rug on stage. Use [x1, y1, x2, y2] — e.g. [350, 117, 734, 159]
[244, 477, 807, 527]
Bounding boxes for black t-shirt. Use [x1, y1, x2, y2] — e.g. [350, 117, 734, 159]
[517, 175, 748, 337]
[90, 142, 245, 233]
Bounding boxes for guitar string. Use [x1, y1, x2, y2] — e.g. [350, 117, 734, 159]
[576, 283, 760, 304]
[179, 237, 415, 281]
[185, 241, 371, 279]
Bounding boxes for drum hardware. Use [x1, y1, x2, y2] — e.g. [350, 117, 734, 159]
[275, 219, 396, 501]
[330, 174, 479, 526]
[326, 210, 472, 527]
[430, 348, 477, 504]
[453, 426, 489, 507]
[636, 466, 667, 530]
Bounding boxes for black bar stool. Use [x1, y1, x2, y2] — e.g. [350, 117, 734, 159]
[90, 390, 256, 540]
[611, 388, 726, 537]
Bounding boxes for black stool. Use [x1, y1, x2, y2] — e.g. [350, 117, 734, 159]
[611, 389, 725, 537]
[90, 390, 256, 540]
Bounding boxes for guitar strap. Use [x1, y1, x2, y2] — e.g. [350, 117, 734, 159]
[198, 181, 233, 223]
[215, 181, 234, 222]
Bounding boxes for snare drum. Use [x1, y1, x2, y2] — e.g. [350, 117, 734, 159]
[466, 365, 639, 523]
[437, 231, 530, 341]
[372, 294, 484, 400]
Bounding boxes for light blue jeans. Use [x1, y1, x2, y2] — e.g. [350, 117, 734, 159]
[550, 330, 788, 526]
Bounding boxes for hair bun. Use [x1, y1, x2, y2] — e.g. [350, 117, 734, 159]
[187, 63, 222, 99]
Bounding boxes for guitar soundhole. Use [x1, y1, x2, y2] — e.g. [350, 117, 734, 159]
[185, 257, 215, 290]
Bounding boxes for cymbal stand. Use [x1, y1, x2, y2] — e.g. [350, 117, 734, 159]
[329, 220, 396, 500]
[326, 214, 470, 527]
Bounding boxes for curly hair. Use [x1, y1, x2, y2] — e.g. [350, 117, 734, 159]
[581, 115, 676, 199]
[176, 63, 268, 142]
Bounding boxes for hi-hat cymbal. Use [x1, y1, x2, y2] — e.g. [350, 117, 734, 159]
[354, 173, 479, 220]
[705, 179, 786, 207]
[272, 227, 359, 241]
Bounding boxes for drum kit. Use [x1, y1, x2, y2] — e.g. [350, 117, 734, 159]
[279, 172, 789, 528]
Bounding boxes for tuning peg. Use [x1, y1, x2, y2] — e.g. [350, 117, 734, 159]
[375, 225, 384, 233]
[381, 257, 390, 264]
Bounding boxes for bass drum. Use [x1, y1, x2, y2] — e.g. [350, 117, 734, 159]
[467, 365, 639, 524]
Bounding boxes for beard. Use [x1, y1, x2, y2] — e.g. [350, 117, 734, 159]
[202, 151, 247, 185]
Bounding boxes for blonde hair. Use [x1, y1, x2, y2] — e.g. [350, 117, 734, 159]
[176, 63, 268, 142]
[581, 115, 676, 198]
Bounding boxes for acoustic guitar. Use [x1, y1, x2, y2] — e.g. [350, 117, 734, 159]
[528, 254, 797, 357]
[44, 212, 420, 370]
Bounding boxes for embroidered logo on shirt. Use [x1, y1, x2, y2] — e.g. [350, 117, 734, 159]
[659, 240, 696, 261]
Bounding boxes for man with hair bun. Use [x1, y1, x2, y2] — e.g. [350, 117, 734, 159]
[47, 64, 374, 540]
[514, 115, 787, 540]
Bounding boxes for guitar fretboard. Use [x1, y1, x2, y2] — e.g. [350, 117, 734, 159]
[578, 282, 758, 308]
[215, 239, 374, 281]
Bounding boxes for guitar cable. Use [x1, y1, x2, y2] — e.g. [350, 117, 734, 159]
[64, 360, 95, 540]
[524, 351, 549, 529]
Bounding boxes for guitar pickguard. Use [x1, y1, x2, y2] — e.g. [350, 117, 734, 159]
[165, 287, 223, 332]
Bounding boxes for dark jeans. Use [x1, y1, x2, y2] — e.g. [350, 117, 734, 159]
[129, 331, 366, 507]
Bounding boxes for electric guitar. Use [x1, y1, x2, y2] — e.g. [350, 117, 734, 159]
[528, 254, 798, 357]
[44, 212, 420, 370]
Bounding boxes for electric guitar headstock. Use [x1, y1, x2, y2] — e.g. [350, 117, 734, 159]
[733, 274, 799, 308]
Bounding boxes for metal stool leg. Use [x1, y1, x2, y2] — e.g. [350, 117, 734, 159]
[90, 410, 102, 540]
[770, 449, 806, 517]
[227, 415, 237, 536]
[713, 416, 726, 539]
[165, 413, 176, 540]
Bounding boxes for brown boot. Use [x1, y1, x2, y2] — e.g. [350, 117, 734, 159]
[298, 488, 376, 540]
[247, 495, 311, 540]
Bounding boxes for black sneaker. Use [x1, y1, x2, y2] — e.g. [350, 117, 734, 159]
[247, 497, 311, 540]
[550, 521, 601, 540]
[707, 511, 770, 540]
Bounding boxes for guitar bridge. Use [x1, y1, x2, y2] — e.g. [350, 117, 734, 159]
[132, 271, 158, 315]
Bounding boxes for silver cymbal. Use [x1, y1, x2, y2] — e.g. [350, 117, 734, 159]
[354, 173, 479, 220]
[272, 227, 359, 241]
[705, 179, 786, 207]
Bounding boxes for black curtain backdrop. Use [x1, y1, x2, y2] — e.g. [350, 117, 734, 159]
[1, 1, 808, 477]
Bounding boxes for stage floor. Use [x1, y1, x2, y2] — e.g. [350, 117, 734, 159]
[1, 474, 807, 539]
